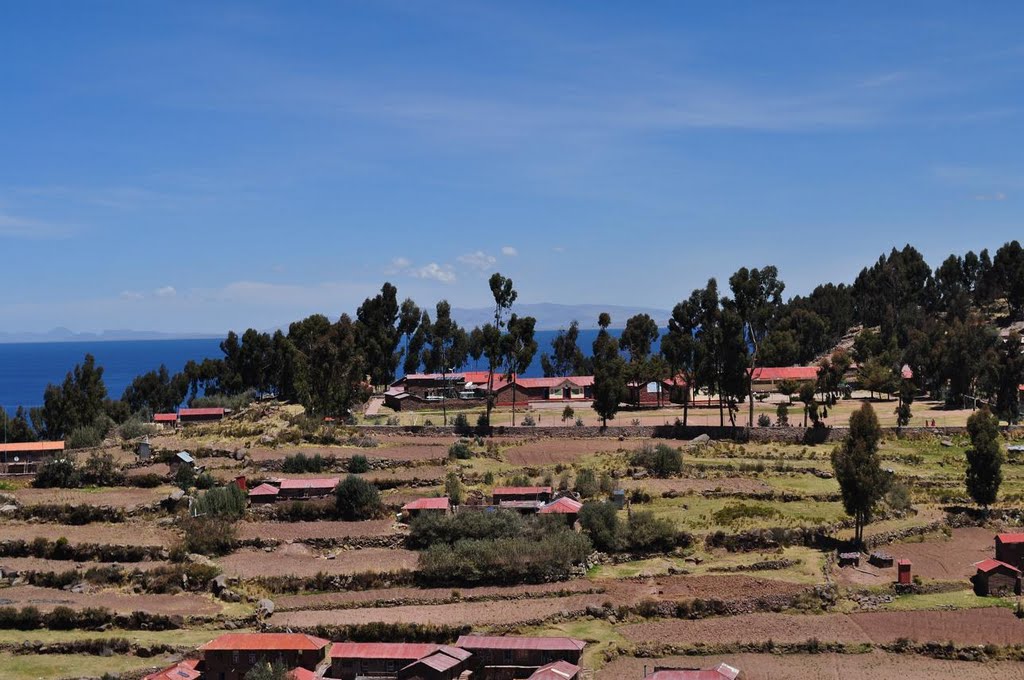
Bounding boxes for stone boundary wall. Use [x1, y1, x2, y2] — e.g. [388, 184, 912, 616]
[356, 423, 1024, 443]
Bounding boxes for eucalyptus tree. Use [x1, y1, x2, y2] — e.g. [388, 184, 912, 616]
[729, 266, 784, 427]
[502, 313, 538, 425]
[421, 300, 469, 426]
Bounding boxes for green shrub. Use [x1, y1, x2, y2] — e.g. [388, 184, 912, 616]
[348, 454, 369, 474]
[631, 443, 683, 477]
[67, 425, 104, 450]
[448, 441, 473, 460]
[335, 475, 383, 521]
[575, 468, 599, 497]
[445, 472, 464, 505]
[33, 457, 80, 489]
[80, 452, 124, 486]
[283, 452, 336, 474]
[757, 413, 772, 427]
[194, 484, 247, 519]
[711, 503, 782, 525]
[180, 517, 237, 556]
[120, 417, 156, 440]
[173, 464, 196, 490]
[579, 501, 621, 552]
[408, 509, 524, 549]
[453, 413, 471, 434]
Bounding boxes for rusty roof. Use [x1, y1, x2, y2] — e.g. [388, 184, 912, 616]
[493, 486, 552, 495]
[330, 642, 439, 659]
[975, 558, 1021, 574]
[179, 407, 225, 417]
[455, 635, 585, 652]
[749, 366, 819, 381]
[997, 533, 1024, 544]
[199, 633, 330, 652]
[0, 441, 64, 453]
[649, 664, 740, 680]
[279, 477, 339, 490]
[402, 497, 450, 511]
[539, 497, 583, 514]
[247, 483, 280, 496]
[142, 660, 200, 680]
[528, 660, 580, 679]
[153, 413, 179, 422]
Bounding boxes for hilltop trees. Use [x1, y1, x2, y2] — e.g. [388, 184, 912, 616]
[729, 265, 784, 427]
[39, 354, 111, 440]
[662, 292, 701, 425]
[541, 321, 592, 377]
[502, 313, 538, 425]
[832, 403, 889, 546]
[121, 364, 188, 415]
[355, 282, 421, 386]
[420, 300, 469, 426]
[965, 407, 1003, 509]
[620, 313, 660, 407]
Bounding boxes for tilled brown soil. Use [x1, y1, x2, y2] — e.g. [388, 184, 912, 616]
[0, 585, 222, 616]
[620, 608, 1024, 646]
[601, 574, 809, 603]
[217, 546, 419, 578]
[2, 522, 176, 547]
[598, 651, 1024, 680]
[501, 438, 644, 465]
[618, 477, 774, 494]
[236, 520, 400, 542]
[835, 527, 995, 586]
[0, 557, 170, 573]
[275, 580, 602, 610]
[273, 592, 610, 627]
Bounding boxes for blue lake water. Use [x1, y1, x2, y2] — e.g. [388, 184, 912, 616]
[0, 329, 650, 411]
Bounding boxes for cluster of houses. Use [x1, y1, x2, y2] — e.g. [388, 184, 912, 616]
[974, 532, 1024, 596]
[145, 633, 741, 680]
[152, 407, 228, 428]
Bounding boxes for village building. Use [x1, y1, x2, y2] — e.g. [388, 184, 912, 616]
[179, 407, 226, 424]
[492, 486, 552, 504]
[974, 558, 1022, 596]
[169, 451, 196, 476]
[643, 663, 741, 679]
[749, 366, 819, 392]
[401, 497, 452, 518]
[538, 496, 583, 524]
[455, 635, 585, 676]
[995, 533, 1024, 570]
[142, 659, 201, 680]
[248, 482, 280, 504]
[153, 412, 179, 427]
[329, 642, 448, 680]
[277, 477, 339, 500]
[198, 633, 330, 680]
[527, 660, 581, 679]
[397, 645, 473, 680]
[0, 440, 65, 475]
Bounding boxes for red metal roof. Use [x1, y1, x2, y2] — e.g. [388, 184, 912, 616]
[153, 413, 179, 422]
[455, 635, 586, 652]
[402, 497, 450, 511]
[493, 486, 552, 496]
[539, 497, 583, 514]
[528, 660, 580, 679]
[279, 477, 339, 490]
[749, 366, 819, 381]
[200, 633, 330, 652]
[404, 650, 463, 673]
[143, 660, 201, 680]
[897, 559, 911, 566]
[289, 669, 316, 680]
[179, 407, 225, 417]
[997, 533, 1024, 544]
[649, 664, 740, 680]
[248, 483, 280, 497]
[0, 441, 65, 453]
[330, 642, 439, 660]
[975, 558, 1021, 574]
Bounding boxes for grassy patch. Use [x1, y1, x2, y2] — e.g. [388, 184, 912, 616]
[528, 618, 627, 670]
[0, 651, 180, 680]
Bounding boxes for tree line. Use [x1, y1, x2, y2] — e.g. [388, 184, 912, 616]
[2, 239, 1022, 445]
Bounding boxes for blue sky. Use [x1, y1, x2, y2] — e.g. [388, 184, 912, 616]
[2, 1, 1023, 333]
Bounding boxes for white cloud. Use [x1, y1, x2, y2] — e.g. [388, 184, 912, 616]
[119, 291, 144, 301]
[457, 250, 497, 270]
[412, 263, 456, 283]
[501, 246, 518, 256]
[973, 192, 1007, 201]
[0, 212, 72, 239]
[552, 245, 565, 253]
[154, 286, 177, 298]
[385, 256, 412, 274]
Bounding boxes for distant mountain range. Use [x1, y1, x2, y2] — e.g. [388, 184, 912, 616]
[0, 328, 221, 344]
[451, 303, 670, 330]
[0, 303, 671, 344]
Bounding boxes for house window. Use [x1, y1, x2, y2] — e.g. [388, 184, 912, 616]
[248, 653, 256, 664]
[232, 652, 239, 664]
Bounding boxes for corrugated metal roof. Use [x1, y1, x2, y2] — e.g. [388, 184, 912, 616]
[997, 533, 1024, 544]
[0, 441, 65, 453]
[329, 642, 439, 659]
[153, 413, 179, 422]
[289, 669, 316, 680]
[539, 497, 583, 514]
[649, 664, 740, 680]
[176, 451, 195, 464]
[749, 366, 819, 381]
[528, 660, 580, 679]
[199, 633, 330, 651]
[179, 407, 225, 417]
[402, 497, 450, 511]
[142, 660, 201, 680]
[404, 651, 463, 672]
[493, 486, 552, 496]
[975, 558, 1021, 574]
[279, 478, 339, 490]
[455, 635, 585, 652]
[248, 483, 280, 496]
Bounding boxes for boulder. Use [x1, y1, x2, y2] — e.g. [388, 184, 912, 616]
[940, 440, 954, 448]
[0, 504, 19, 515]
[691, 433, 711, 444]
[256, 599, 275, 617]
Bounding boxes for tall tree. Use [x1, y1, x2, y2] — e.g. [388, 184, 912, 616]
[992, 240, 1024, 319]
[421, 301, 469, 426]
[355, 282, 409, 386]
[729, 266, 784, 427]
[541, 321, 591, 377]
[694, 279, 725, 426]
[304, 315, 369, 417]
[0, 406, 38, 444]
[121, 365, 189, 415]
[831, 402, 889, 546]
[502, 314, 538, 425]
[40, 354, 109, 439]
[662, 293, 701, 425]
[965, 407, 1003, 509]
[591, 313, 625, 427]
[620, 313, 660, 407]
[482, 273, 517, 424]
[983, 331, 1024, 425]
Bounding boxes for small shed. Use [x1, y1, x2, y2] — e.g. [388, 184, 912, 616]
[612, 489, 626, 509]
[897, 559, 912, 585]
[137, 439, 151, 461]
[995, 533, 1024, 571]
[538, 497, 583, 525]
[838, 552, 860, 567]
[402, 497, 452, 519]
[869, 552, 894, 568]
[153, 413, 178, 428]
[169, 451, 195, 474]
[248, 483, 280, 504]
[973, 558, 1021, 596]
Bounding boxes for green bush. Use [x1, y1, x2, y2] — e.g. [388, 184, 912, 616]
[283, 452, 335, 473]
[335, 475, 384, 520]
[173, 464, 196, 490]
[575, 468, 599, 497]
[67, 425, 104, 450]
[711, 503, 782, 525]
[453, 413, 471, 434]
[120, 417, 156, 440]
[408, 509, 524, 549]
[579, 501, 621, 552]
[348, 454, 369, 474]
[194, 484, 246, 519]
[80, 452, 124, 486]
[631, 443, 683, 477]
[757, 413, 772, 427]
[33, 457, 80, 489]
[180, 517, 237, 556]
[448, 441, 473, 460]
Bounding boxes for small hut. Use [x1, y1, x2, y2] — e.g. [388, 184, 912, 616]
[973, 558, 1021, 596]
